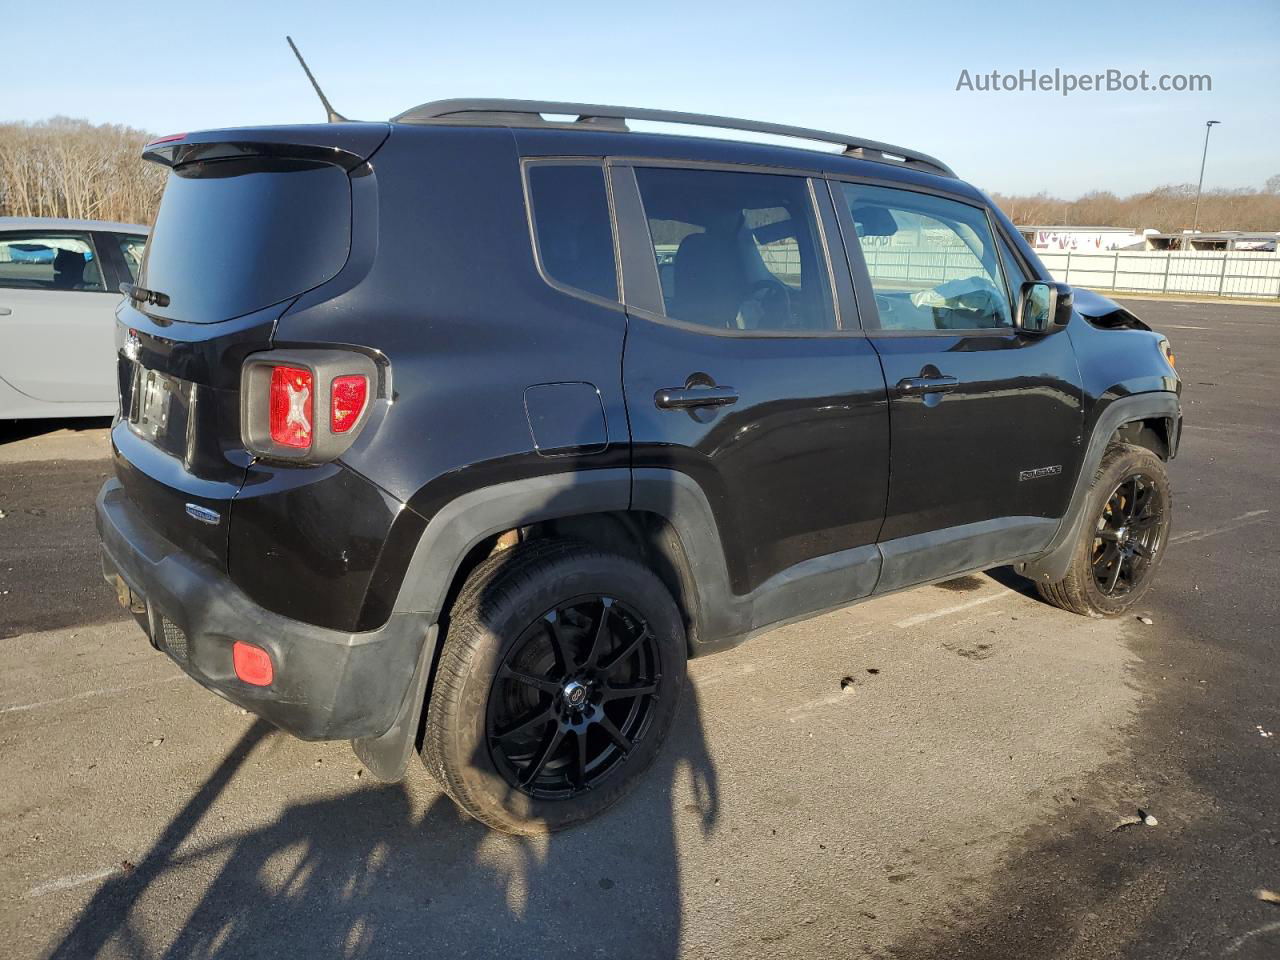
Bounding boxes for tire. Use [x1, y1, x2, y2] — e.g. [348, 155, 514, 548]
[422, 538, 687, 834]
[1037, 442, 1172, 617]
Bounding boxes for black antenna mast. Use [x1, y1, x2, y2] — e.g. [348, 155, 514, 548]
[286, 36, 348, 123]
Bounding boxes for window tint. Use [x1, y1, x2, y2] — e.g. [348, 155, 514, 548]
[634, 167, 835, 332]
[143, 157, 351, 323]
[118, 234, 147, 283]
[840, 184, 1011, 331]
[0, 232, 105, 292]
[526, 164, 618, 301]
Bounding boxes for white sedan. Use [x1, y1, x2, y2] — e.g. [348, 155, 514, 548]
[0, 217, 148, 420]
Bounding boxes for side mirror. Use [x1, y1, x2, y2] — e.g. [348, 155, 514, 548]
[1016, 281, 1073, 334]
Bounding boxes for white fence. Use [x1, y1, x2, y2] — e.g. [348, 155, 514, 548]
[1039, 250, 1280, 299]
[654, 243, 1280, 300]
[861, 248, 986, 288]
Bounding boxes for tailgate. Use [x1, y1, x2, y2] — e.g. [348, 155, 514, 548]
[110, 123, 389, 568]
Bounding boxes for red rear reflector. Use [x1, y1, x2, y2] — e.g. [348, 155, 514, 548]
[269, 366, 313, 449]
[146, 132, 187, 146]
[232, 641, 274, 686]
[330, 375, 368, 433]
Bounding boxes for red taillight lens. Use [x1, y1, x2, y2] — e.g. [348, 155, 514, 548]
[232, 641, 274, 686]
[330, 375, 368, 434]
[269, 366, 313, 449]
[146, 132, 187, 146]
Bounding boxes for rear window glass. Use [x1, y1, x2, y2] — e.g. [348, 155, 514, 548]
[526, 164, 618, 301]
[141, 157, 351, 323]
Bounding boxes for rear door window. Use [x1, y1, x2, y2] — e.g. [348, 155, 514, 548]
[141, 157, 351, 323]
[525, 163, 618, 302]
[0, 232, 105, 292]
[632, 166, 836, 332]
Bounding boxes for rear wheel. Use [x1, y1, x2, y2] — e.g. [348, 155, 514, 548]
[422, 539, 686, 834]
[1037, 443, 1172, 617]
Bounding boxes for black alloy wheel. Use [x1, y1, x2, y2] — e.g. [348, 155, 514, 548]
[1091, 472, 1167, 598]
[1036, 442, 1172, 618]
[485, 595, 663, 799]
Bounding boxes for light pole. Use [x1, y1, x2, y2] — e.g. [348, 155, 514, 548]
[1192, 120, 1220, 233]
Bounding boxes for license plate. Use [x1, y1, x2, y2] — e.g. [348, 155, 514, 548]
[127, 366, 184, 445]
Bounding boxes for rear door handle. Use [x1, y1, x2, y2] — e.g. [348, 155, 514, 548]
[655, 385, 739, 409]
[896, 375, 958, 394]
[0, 307, 11, 316]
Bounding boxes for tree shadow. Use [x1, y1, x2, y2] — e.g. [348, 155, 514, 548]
[48, 686, 718, 960]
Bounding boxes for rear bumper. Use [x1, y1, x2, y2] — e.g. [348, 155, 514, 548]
[96, 478, 429, 741]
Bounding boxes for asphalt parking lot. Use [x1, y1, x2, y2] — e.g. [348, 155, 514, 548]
[0, 298, 1277, 960]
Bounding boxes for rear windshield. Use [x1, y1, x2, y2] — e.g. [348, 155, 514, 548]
[141, 157, 351, 323]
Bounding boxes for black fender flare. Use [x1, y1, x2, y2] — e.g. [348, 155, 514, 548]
[393, 469, 631, 621]
[354, 469, 632, 781]
[389, 467, 741, 643]
[1017, 391, 1181, 584]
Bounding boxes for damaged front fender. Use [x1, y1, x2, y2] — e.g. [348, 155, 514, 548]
[1071, 287, 1151, 331]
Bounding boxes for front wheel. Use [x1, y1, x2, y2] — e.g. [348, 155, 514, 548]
[422, 539, 687, 834]
[1037, 443, 1172, 617]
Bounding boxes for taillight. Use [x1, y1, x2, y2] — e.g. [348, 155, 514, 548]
[330, 375, 368, 434]
[268, 366, 314, 449]
[242, 350, 378, 462]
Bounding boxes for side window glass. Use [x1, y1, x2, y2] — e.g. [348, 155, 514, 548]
[526, 164, 618, 301]
[634, 167, 836, 332]
[118, 234, 147, 283]
[840, 184, 1011, 331]
[0, 233, 105, 292]
[997, 234, 1029, 293]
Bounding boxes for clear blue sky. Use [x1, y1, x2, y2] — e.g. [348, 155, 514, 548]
[7, 0, 1277, 197]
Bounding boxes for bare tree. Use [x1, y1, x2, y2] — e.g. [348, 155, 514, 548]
[0, 117, 165, 224]
[4, 115, 1278, 235]
[990, 181, 1280, 233]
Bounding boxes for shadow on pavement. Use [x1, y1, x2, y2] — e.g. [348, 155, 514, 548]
[49, 687, 718, 960]
[0, 416, 112, 446]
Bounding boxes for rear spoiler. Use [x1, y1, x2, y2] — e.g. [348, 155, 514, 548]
[142, 123, 391, 171]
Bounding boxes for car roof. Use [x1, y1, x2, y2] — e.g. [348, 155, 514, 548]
[0, 216, 149, 234]
[395, 99, 956, 178]
[498, 125, 984, 203]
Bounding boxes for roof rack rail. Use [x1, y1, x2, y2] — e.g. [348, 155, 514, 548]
[393, 99, 956, 178]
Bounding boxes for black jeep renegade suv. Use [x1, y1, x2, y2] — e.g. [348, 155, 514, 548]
[98, 100, 1181, 833]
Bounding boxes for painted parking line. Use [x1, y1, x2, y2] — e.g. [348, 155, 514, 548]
[0, 674, 183, 715]
[893, 592, 1007, 629]
[1171, 509, 1270, 545]
[26, 866, 121, 899]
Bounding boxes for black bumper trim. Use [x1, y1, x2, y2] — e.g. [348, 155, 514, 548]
[96, 478, 432, 741]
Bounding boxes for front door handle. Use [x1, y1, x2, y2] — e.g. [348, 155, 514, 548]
[0, 307, 11, 316]
[897, 375, 958, 394]
[655, 385, 739, 410]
